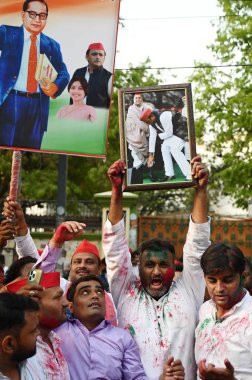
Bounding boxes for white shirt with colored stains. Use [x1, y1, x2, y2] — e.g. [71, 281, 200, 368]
[102, 216, 211, 380]
[195, 291, 252, 380]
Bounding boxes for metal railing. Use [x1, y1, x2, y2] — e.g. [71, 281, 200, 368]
[21, 200, 102, 231]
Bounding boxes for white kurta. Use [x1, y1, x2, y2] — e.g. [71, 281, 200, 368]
[195, 291, 252, 380]
[149, 111, 190, 178]
[126, 103, 149, 167]
[103, 216, 211, 380]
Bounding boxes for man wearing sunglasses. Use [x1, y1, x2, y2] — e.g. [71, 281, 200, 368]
[0, 0, 69, 149]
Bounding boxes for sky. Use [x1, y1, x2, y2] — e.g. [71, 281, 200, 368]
[115, 0, 222, 83]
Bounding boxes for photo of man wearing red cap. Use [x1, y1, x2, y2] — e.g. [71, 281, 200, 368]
[71, 42, 112, 109]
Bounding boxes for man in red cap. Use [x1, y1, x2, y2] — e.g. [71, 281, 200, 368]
[71, 42, 112, 109]
[140, 107, 191, 182]
[7, 271, 71, 379]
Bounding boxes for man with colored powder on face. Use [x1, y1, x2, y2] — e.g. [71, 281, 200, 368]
[195, 243, 252, 380]
[71, 42, 112, 109]
[102, 156, 210, 380]
[7, 271, 70, 379]
[55, 274, 185, 380]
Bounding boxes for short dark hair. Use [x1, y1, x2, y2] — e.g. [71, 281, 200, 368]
[131, 250, 140, 260]
[0, 293, 39, 335]
[67, 274, 104, 302]
[201, 243, 246, 276]
[23, 0, 48, 13]
[138, 238, 175, 260]
[4, 256, 37, 285]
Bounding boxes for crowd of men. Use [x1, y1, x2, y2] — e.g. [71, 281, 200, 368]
[0, 154, 252, 380]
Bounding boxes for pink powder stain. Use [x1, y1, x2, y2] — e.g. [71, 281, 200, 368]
[127, 283, 135, 297]
[123, 256, 128, 264]
[198, 314, 250, 357]
[118, 265, 128, 276]
[164, 268, 175, 284]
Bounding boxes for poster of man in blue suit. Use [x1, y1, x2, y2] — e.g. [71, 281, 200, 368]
[0, 0, 120, 157]
[0, 0, 69, 150]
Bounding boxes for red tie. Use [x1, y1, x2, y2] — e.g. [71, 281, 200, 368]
[27, 35, 37, 93]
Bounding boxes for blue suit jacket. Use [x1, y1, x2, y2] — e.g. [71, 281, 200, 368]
[0, 25, 69, 132]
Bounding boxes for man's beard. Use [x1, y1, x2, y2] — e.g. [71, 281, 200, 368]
[144, 285, 168, 300]
[12, 346, 37, 362]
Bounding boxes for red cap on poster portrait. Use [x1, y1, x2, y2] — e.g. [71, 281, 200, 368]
[87, 42, 105, 51]
[140, 108, 152, 122]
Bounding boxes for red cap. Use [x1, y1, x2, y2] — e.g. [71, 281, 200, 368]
[87, 42, 105, 51]
[140, 108, 152, 122]
[73, 240, 100, 259]
[6, 272, 60, 293]
[174, 260, 183, 266]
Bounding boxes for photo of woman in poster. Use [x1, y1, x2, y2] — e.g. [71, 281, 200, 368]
[57, 77, 96, 122]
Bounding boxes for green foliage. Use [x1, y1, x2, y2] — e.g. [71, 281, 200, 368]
[190, 0, 252, 209]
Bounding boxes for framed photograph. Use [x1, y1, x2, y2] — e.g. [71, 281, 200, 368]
[0, 0, 120, 158]
[118, 83, 197, 191]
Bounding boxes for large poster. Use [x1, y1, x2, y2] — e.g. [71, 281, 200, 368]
[0, 0, 120, 157]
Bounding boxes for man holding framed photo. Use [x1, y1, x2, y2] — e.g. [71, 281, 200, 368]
[103, 155, 210, 379]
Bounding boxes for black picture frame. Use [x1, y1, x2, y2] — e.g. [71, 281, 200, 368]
[118, 83, 197, 191]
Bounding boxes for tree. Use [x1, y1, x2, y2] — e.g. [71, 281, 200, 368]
[190, 0, 252, 209]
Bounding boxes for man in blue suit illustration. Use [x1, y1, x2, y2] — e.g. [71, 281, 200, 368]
[0, 0, 69, 149]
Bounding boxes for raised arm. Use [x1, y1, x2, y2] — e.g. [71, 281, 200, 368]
[180, 155, 211, 309]
[0, 220, 16, 249]
[191, 155, 208, 223]
[35, 221, 85, 272]
[107, 160, 126, 225]
[3, 199, 38, 259]
[103, 160, 134, 306]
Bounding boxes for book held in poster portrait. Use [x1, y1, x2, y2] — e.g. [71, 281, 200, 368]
[35, 53, 58, 86]
[118, 83, 197, 191]
[0, 0, 120, 157]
